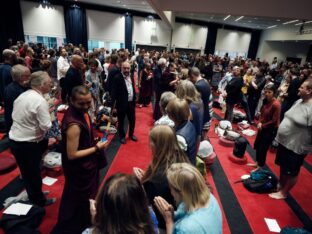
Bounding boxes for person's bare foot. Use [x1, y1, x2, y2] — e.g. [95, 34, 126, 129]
[269, 191, 287, 200]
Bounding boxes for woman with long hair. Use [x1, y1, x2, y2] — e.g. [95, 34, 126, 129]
[154, 163, 222, 234]
[86, 173, 157, 234]
[133, 125, 189, 230]
[175, 80, 203, 141]
[166, 98, 197, 165]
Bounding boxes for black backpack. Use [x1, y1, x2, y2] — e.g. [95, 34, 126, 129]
[243, 169, 278, 193]
[233, 136, 248, 158]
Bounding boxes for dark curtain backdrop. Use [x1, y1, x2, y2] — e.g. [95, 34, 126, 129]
[64, 5, 88, 50]
[0, 0, 24, 61]
[125, 14, 133, 51]
[247, 30, 262, 59]
[205, 24, 219, 55]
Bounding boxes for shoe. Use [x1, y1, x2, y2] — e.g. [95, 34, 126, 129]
[45, 198, 57, 206]
[120, 138, 126, 144]
[129, 135, 138, 142]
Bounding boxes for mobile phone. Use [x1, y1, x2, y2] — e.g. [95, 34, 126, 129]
[101, 137, 107, 142]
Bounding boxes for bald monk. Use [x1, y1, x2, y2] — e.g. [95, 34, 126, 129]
[52, 86, 108, 234]
[63, 55, 86, 102]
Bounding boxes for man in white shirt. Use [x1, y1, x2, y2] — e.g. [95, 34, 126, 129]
[57, 48, 70, 102]
[9, 71, 56, 207]
[111, 61, 137, 144]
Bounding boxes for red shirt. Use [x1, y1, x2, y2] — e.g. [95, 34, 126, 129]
[259, 99, 281, 129]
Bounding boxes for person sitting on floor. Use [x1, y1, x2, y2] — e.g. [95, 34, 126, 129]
[133, 125, 189, 231]
[84, 173, 158, 234]
[154, 162, 222, 234]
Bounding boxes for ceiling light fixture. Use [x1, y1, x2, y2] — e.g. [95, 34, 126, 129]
[283, 19, 299, 25]
[295, 20, 312, 26]
[117, 0, 121, 3]
[235, 16, 244, 21]
[276, 19, 280, 21]
[267, 25, 277, 29]
[224, 15, 231, 21]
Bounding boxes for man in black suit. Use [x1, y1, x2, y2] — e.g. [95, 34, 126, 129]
[63, 55, 85, 102]
[224, 66, 244, 122]
[111, 61, 137, 144]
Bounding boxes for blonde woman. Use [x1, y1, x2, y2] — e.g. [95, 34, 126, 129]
[175, 80, 203, 140]
[154, 163, 222, 234]
[133, 125, 189, 230]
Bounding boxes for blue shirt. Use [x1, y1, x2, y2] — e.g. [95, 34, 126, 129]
[173, 194, 222, 234]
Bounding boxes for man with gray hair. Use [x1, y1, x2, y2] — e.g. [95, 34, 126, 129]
[4, 65, 31, 132]
[0, 49, 17, 103]
[153, 57, 167, 120]
[9, 71, 56, 207]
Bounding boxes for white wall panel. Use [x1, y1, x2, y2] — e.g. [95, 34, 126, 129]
[133, 16, 171, 46]
[257, 41, 309, 65]
[172, 23, 207, 49]
[20, 1, 66, 37]
[215, 29, 251, 54]
[87, 10, 125, 42]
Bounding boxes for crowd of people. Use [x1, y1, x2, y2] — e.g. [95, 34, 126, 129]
[0, 40, 311, 233]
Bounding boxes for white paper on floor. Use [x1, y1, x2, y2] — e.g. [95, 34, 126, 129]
[3, 202, 32, 216]
[42, 176, 58, 186]
[264, 218, 281, 233]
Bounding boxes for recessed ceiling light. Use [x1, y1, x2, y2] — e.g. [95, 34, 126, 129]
[123, 4, 126, 7]
[248, 20, 252, 23]
[224, 15, 231, 21]
[276, 19, 280, 21]
[283, 19, 299, 25]
[117, 0, 121, 3]
[254, 17, 258, 20]
[235, 16, 244, 21]
[267, 25, 277, 29]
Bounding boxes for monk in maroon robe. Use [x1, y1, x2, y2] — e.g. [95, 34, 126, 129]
[52, 86, 108, 234]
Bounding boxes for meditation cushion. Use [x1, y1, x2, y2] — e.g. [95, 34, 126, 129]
[0, 150, 17, 175]
[219, 137, 235, 147]
[228, 153, 248, 165]
[199, 152, 217, 172]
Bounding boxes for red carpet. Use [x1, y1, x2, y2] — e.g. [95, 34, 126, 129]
[0, 105, 311, 234]
[102, 105, 154, 183]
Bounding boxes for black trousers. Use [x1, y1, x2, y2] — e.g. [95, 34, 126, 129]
[117, 101, 136, 139]
[10, 139, 48, 206]
[254, 127, 276, 167]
